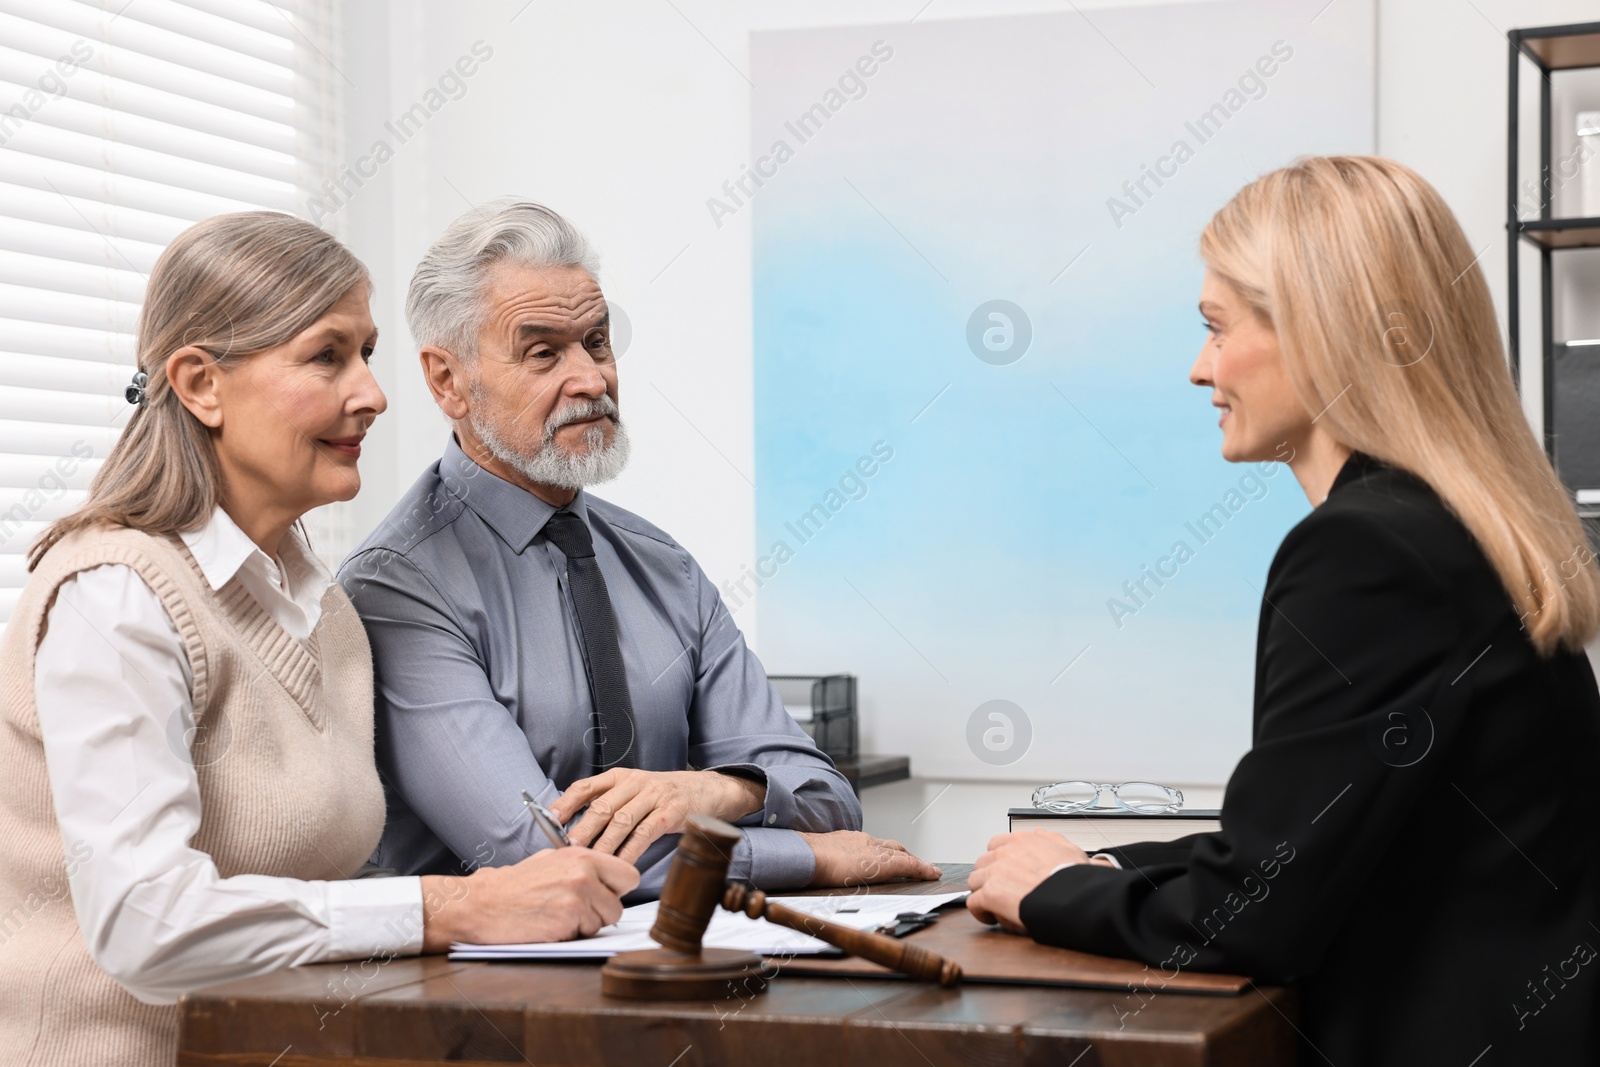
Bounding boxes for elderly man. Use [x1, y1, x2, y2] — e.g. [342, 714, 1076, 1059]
[340, 199, 935, 897]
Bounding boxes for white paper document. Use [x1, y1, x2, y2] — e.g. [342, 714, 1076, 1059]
[449, 891, 969, 960]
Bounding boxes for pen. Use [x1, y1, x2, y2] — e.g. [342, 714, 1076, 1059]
[521, 789, 571, 849]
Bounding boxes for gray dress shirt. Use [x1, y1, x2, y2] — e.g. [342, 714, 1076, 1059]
[338, 435, 860, 897]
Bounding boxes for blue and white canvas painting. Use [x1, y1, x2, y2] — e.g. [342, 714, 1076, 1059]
[747, 0, 1375, 781]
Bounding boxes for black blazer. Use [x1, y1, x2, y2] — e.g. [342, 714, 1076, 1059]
[1021, 453, 1600, 1065]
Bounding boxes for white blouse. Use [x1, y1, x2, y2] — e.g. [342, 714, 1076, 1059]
[33, 508, 424, 1006]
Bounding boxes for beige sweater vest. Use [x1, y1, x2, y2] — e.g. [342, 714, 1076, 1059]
[0, 525, 386, 1067]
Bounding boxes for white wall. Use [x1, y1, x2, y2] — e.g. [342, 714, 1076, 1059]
[333, 0, 1233, 627]
[334, 0, 1600, 863]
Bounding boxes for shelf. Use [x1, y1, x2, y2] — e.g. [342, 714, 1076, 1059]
[1517, 217, 1600, 249]
[1511, 22, 1600, 462]
[834, 753, 910, 791]
[1516, 23, 1600, 71]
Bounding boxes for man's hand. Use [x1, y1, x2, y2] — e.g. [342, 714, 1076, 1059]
[799, 830, 942, 887]
[420, 847, 640, 952]
[966, 830, 1114, 934]
[547, 769, 767, 863]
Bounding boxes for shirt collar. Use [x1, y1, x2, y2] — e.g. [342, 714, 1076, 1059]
[439, 433, 590, 554]
[179, 505, 330, 596]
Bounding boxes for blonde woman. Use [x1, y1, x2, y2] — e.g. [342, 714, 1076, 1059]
[0, 213, 638, 1066]
[969, 157, 1600, 1063]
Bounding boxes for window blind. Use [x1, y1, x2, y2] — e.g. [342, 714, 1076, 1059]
[0, 0, 342, 621]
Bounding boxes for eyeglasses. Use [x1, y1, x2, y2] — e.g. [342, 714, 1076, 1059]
[1031, 780, 1184, 815]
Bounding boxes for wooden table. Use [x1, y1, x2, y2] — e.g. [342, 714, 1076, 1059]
[178, 865, 1298, 1067]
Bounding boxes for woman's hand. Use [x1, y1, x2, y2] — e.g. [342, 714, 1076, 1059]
[420, 847, 640, 952]
[547, 769, 767, 863]
[799, 830, 942, 887]
[966, 830, 1113, 934]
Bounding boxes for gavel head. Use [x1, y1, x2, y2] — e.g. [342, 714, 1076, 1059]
[649, 814, 744, 956]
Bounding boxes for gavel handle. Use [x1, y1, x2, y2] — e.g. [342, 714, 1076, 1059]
[722, 885, 962, 987]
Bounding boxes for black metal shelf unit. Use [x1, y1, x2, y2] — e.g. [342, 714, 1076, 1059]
[1508, 22, 1600, 516]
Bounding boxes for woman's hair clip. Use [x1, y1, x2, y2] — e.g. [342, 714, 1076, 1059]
[124, 370, 149, 407]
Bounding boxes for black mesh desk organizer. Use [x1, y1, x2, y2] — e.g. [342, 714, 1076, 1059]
[768, 674, 857, 761]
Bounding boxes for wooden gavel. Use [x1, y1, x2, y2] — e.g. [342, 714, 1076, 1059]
[601, 814, 962, 999]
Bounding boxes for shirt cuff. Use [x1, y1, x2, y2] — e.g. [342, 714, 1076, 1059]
[718, 761, 850, 832]
[727, 827, 815, 890]
[322, 875, 427, 961]
[1045, 853, 1120, 879]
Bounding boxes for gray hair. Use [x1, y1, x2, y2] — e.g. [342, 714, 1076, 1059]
[405, 197, 600, 359]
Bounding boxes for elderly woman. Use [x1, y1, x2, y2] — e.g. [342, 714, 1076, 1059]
[0, 212, 639, 1065]
[968, 157, 1600, 1063]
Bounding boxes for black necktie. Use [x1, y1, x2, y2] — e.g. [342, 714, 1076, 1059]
[542, 509, 638, 772]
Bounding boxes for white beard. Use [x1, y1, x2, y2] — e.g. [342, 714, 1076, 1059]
[468, 389, 632, 490]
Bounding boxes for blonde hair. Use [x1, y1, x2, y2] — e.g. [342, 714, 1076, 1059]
[1200, 155, 1600, 655]
[29, 212, 369, 569]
